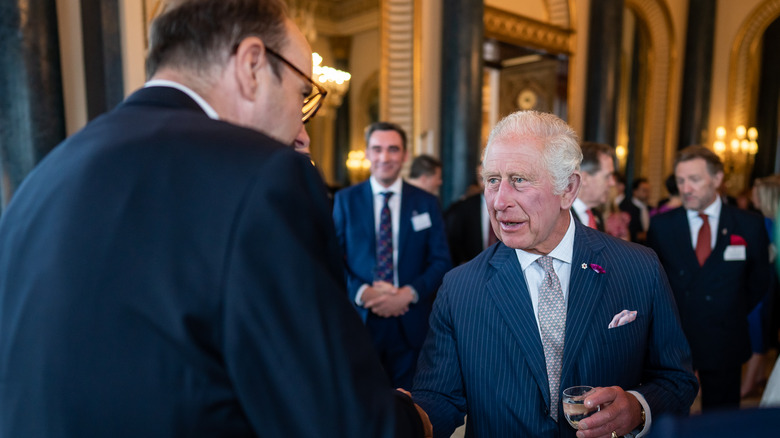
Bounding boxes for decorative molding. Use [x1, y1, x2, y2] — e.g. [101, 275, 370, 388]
[727, 0, 780, 133]
[625, 0, 676, 204]
[380, 0, 414, 139]
[544, 0, 571, 28]
[484, 6, 573, 55]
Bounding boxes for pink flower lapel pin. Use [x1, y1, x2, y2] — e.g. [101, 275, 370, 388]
[581, 263, 606, 274]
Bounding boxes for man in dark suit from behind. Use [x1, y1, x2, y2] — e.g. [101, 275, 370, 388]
[444, 164, 496, 265]
[647, 145, 770, 411]
[571, 142, 616, 232]
[411, 110, 697, 438]
[620, 177, 652, 244]
[0, 1, 429, 437]
[333, 122, 451, 389]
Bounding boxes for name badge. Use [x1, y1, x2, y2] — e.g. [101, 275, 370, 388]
[411, 212, 432, 231]
[723, 245, 746, 261]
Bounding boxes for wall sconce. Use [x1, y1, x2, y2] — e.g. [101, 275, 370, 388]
[346, 150, 371, 184]
[713, 125, 758, 158]
[615, 144, 627, 170]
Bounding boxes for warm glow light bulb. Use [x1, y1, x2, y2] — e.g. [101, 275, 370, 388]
[715, 126, 726, 140]
[731, 139, 740, 154]
[713, 140, 726, 154]
[748, 127, 758, 141]
[736, 125, 747, 139]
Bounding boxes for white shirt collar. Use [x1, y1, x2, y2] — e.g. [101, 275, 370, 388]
[514, 213, 576, 270]
[369, 176, 403, 197]
[144, 79, 220, 120]
[572, 198, 590, 221]
[687, 195, 722, 221]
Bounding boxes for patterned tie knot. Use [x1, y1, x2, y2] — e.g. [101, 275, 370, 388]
[537, 255, 555, 273]
[382, 191, 393, 203]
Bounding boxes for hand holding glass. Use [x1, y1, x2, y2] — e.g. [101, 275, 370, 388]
[562, 386, 600, 429]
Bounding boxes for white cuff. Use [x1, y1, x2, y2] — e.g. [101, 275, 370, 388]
[626, 390, 651, 438]
[355, 284, 370, 306]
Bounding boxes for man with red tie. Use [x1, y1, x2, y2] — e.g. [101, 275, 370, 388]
[647, 145, 771, 410]
[571, 142, 617, 232]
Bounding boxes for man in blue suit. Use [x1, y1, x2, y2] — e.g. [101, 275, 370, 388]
[0, 1, 428, 437]
[333, 122, 451, 388]
[412, 111, 697, 438]
[647, 146, 770, 410]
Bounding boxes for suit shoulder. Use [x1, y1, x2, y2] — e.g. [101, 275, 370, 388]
[585, 225, 659, 261]
[333, 181, 367, 200]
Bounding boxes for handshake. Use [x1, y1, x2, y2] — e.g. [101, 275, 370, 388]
[361, 280, 415, 318]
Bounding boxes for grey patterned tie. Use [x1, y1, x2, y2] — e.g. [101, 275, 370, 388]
[537, 255, 566, 420]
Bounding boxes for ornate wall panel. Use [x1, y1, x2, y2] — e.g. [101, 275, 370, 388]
[380, 0, 414, 140]
[544, 0, 571, 28]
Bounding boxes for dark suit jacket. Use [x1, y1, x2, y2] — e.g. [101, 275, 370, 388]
[571, 205, 605, 232]
[646, 205, 770, 369]
[332, 180, 451, 349]
[0, 87, 423, 438]
[619, 197, 645, 243]
[412, 221, 697, 438]
[444, 193, 484, 265]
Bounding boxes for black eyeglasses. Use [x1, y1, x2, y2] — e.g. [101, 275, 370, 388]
[263, 47, 327, 124]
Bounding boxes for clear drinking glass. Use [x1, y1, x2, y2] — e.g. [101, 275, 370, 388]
[562, 386, 600, 429]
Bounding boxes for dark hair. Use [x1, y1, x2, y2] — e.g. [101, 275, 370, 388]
[664, 174, 679, 196]
[580, 142, 616, 175]
[146, 0, 288, 79]
[409, 155, 442, 178]
[631, 177, 649, 191]
[675, 145, 724, 176]
[364, 122, 407, 151]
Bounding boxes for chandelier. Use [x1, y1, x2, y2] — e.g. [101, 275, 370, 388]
[312, 52, 351, 107]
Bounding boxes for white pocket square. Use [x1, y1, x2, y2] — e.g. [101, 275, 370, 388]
[608, 309, 637, 329]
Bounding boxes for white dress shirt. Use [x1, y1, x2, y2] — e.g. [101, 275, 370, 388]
[355, 177, 419, 305]
[687, 196, 721, 251]
[514, 213, 651, 436]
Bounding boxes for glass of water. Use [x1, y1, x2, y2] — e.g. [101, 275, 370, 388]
[562, 386, 600, 429]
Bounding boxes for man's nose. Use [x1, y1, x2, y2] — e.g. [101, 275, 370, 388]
[492, 179, 512, 210]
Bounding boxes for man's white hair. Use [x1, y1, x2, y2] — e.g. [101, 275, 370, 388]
[484, 110, 582, 195]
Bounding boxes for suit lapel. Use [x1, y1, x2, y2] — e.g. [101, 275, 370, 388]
[398, 183, 413, 261]
[673, 209, 700, 269]
[561, 224, 607, 379]
[708, 205, 735, 266]
[486, 245, 550, 405]
[358, 182, 377, 257]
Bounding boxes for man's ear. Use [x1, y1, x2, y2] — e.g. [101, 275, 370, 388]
[561, 172, 582, 209]
[713, 170, 724, 188]
[233, 36, 268, 101]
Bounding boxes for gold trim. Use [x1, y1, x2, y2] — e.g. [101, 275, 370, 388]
[727, 0, 780, 131]
[484, 6, 573, 55]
